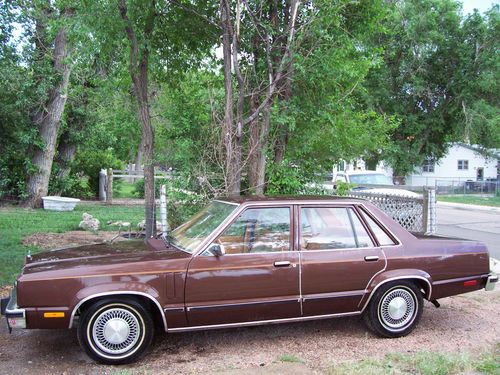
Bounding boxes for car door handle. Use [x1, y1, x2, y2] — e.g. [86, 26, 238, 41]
[364, 256, 379, 262]
[274, 261, 291, 267]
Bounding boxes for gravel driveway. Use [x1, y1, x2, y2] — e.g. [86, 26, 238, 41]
[0, 289, 498, 374]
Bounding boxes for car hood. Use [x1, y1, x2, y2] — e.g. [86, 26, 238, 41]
[22, 239, 190, 276]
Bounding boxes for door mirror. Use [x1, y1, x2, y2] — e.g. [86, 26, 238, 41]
[208, 243, 225, 257]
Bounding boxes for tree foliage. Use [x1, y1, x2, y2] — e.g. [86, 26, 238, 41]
[0, 0, 498, 203]
[364, 0, 499, 175]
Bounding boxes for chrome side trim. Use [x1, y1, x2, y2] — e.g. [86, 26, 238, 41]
[432, 274, 489, 285]
[68, 291, 167, 332]
[302, 290, 365, 301]
[298, 250, 303, 315]
[213, 199, 239, 206]
[185, 298, 298, 312]
[167, 311, 361, 332]
[194, 205, 295, 257]
[164, 307, 185, 313]
[360, 275, 432, 313]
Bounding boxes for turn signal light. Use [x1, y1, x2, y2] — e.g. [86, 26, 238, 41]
[43, 312, 65, 318]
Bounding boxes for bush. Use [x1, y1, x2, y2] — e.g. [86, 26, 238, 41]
[69, 148, 123, 198]
[266, 161, 307, 195]
[132, 178, 163, 199]
[266, 160, 328, 196]
[48, 172, 95, 199]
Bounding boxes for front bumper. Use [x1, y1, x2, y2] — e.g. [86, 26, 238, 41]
[485, 274, 498, 291]
[1, 286, 26, 332]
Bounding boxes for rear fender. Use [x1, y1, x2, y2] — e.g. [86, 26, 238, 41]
[360, 269, 433, 312]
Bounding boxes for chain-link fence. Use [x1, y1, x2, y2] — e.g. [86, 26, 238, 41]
[434, 179, 499, 195]
[347, 188, 436, 235]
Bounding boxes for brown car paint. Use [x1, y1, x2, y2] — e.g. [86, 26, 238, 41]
[13, 196, 492, 332]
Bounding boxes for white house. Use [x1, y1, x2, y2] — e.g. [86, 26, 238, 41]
[406, 143, 498, 187]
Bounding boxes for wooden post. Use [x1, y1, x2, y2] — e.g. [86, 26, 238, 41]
[106, 168, 113, 205]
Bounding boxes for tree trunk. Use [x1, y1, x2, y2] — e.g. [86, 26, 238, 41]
[273, 66, 294, 165]
[220, 0, 240, 196]
[119, 0, 156, 239]
[255, 104, 271, 195]
[248, 93, 260, 193]
[248, 98, 271, 196]
[138, 98, 155, 239]
[26, 24, 71, 208]
[54, 131, 77, 194]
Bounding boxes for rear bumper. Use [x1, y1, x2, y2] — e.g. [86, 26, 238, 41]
[1, 287, 26, 331]
[485, 274, 498, 291]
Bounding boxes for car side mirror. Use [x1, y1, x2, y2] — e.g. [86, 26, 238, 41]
[208, 243, 225, 257]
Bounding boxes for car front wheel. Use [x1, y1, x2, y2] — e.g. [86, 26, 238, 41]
[363, 280, 423, 338]
[77, 298, 154, 365]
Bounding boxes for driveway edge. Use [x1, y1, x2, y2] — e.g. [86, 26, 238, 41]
[437, 201, 500, 213]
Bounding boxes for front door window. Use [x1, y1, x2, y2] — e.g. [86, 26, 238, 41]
[218, 207, 291, 254]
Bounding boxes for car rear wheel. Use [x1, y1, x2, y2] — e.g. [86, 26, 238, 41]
[77, 298, 154, 365]
[363, 280, 423, 338]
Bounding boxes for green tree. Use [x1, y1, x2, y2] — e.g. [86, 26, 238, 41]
[364, 0, 499, 176]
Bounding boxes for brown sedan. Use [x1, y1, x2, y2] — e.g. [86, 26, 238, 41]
[2, 196, 497, 364]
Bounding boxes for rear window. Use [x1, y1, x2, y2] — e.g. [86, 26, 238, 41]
[359, 210, 397, 246]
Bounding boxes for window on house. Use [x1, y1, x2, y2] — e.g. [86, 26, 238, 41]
[422, 158, 435, 173]
[457, 160, 469, 170]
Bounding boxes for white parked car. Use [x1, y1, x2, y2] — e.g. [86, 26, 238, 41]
[333, 171, 421, 198]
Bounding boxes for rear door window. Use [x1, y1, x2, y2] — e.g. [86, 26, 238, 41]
[300, 207, 374, 250]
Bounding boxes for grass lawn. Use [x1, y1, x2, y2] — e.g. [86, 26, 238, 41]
[438, 195, 500, 207]
[114, 180, 137, 198]
[329, 345, 499, 375]
[0, 204, 144, 286]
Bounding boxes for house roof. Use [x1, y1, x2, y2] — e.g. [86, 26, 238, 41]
[453, 142, 499, 160]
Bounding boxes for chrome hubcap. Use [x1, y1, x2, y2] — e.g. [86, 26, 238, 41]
[388, 296, 407, 320]
[92, 308, 140, 355]
[103, 318, 130, 345]
[379, 288, 416, 330]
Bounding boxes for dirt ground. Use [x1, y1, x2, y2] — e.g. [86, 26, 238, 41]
[22, 231, 130, 250]
[0, 288, 498, 375]
[2, 232, 498, 374]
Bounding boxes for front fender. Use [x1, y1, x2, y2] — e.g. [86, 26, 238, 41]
[68, 282, 165, 330]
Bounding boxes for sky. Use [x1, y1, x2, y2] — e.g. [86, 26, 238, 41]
[10, 0, 499, 48]
[461, 0, 498, 14]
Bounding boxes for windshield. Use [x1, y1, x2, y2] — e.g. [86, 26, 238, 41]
[169, 201, 237, 253]
[349, 173, 393, 185]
